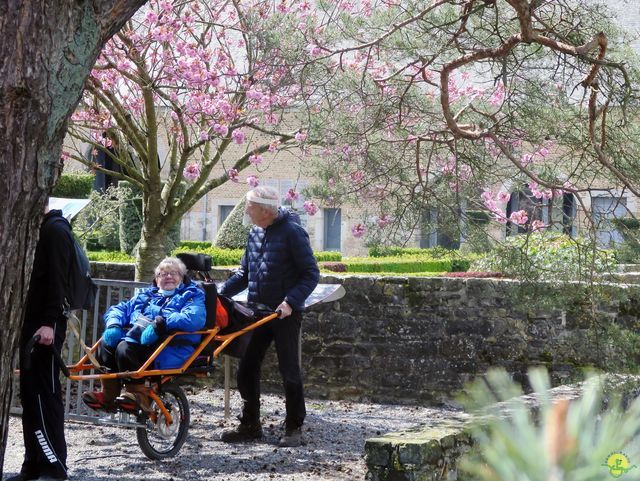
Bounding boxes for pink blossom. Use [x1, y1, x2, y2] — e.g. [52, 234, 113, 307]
[303, 201, 318, 216]
[496, 191, 511, 203]
[376, 215, 391, 228]
[232, 129, 246, 144]
[509, 210, 528, 225]
[530, 220, 546, 232]
[61, 151, 70, 161]
[183, 162, 201, 181]
[268, 140, 280, 153]
[199, 131, 209, 141]
[249, 153, 263, 165]
[246, 88, 263, 100]
[350, 171, 365, 184]
[246, 175, 259, 188]
[520, 153, 534, 166]
[537, 146, 550, 157]
[351, 223, 366, 239]
[295, 131, 307, 142]
[286, 188, 299, 202]
[213, 124, 229, 136]
[307, 44, 322, 56]
[228, 168, 239, 183]
[488, 80, 505, 107]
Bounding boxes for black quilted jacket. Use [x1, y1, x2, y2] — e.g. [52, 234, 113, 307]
[220, 209, 320, 310]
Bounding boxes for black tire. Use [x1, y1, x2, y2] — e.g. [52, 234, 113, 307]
[136, 383, 190, 460]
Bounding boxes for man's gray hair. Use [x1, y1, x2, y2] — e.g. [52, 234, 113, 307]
[247, 186, 280, 214]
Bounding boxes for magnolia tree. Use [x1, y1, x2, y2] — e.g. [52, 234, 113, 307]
[67, 0, 315, 279]
[281, 0, 640, 255]
[0, 0, 146, 472]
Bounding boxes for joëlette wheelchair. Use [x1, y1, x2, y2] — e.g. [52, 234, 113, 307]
[37, 253, 278, 460]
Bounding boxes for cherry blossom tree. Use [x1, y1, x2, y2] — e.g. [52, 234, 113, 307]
[289, 0, 640, 251]
[0, 0, 145, 472]
[66, 0, 312, 279]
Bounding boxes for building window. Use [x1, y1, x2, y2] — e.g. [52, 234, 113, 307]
[323, 208, 341, 251]
[420, 208, 461, 249]
[506, 186, 576, 236]
[592, 196, 627, 247]
[219, 205, 234, 227]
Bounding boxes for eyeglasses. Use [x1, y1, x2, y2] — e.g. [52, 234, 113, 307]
[156, 270, 181, 278]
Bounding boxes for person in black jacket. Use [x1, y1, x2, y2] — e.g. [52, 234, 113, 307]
[9, 208, 73, 481]
[220, 186, 319, 447]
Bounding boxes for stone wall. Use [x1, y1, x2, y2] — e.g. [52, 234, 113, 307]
[89, 263, 640, 404]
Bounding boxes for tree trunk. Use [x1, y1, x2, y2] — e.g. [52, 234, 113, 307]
[135, 227, 171, 282]
[0, 1, 145, 474]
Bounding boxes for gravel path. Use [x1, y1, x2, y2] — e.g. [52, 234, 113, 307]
[3, 387, 452, 481]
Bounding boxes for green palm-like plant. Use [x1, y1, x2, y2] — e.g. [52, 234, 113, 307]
[461, 369, 640, 481]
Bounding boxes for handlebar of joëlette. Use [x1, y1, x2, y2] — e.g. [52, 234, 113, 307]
[24, 334, 70, 377]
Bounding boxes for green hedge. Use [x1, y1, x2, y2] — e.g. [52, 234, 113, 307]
[172, 245, 342, 265]
[368, 246, 456, 258]
[172, 246, 244, 266]
[87, 251, 135, 263]
[179, 241, 214, 250]
[314, 251, 342, 261]
[323, 257, 470, 273]
[52, 173, 94, 199]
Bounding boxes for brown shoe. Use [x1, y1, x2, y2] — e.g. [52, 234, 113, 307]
[116, 384, 153, 414]
[81, 379, 120, 412]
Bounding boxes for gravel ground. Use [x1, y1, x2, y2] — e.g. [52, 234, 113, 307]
[3, 387, 453, 481]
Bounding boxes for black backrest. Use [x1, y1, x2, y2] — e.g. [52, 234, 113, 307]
[201, 281, 218, 330]
[177, 253, 212, 272]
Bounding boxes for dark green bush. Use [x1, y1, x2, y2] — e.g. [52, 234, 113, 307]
[214, 199, 250, 249]
[118, 181, 143, 254]
[119, 181, 181, 255]
[52, 173, 94, 199]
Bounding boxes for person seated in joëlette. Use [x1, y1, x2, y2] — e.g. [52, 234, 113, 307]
[82, 257, 206, 413]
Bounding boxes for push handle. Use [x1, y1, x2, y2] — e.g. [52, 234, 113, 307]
[24, 335, 70, 378]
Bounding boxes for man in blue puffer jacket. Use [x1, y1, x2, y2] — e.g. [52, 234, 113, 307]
[220, 186, 319, 447]
[82, 257, 205, 413]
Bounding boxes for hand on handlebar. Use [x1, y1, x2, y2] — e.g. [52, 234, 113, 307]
[34, 326, 54, 345]
[275, 301, 292, 319]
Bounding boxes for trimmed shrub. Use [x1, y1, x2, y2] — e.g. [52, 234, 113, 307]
[52, 172, 94, 199]
[87, 251, 134, 263]
[320, 262, 347, 272]
[118, 181, 143, 254]
[368, 245, 454, 258]
[172, 245, 244, 266]
[315, 251, 342, 262]
[214, 198, 249, 249]
[179, 241, 213, 250]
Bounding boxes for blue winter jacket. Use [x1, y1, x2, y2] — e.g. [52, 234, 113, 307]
[103, 280, 206, 369]
[220, 208, 320, 310]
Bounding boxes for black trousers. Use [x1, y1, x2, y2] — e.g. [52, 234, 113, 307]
[18, 319, 68, 479]
[238, 311, 305, 429]
[98, 341, 155, 383]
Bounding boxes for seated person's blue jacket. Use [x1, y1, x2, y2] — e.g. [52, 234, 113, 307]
[220, 208, 320, 311]
[103, 280, 206, 369]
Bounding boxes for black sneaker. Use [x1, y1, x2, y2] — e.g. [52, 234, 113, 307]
[5, 475, 37, 481]
[220, 423, 263, 443]
[278, 426, 302, 447]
